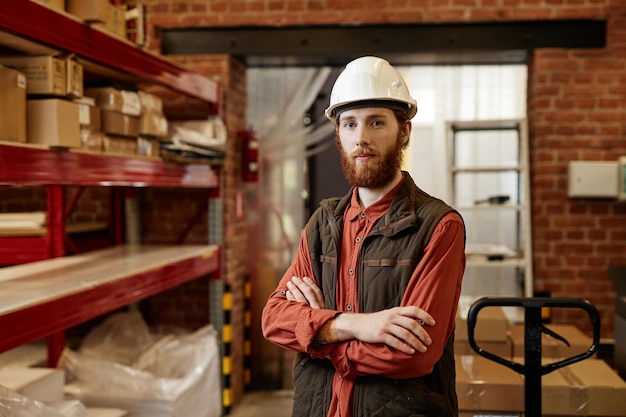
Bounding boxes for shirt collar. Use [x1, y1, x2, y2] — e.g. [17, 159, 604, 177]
[346, 173, 405, 222]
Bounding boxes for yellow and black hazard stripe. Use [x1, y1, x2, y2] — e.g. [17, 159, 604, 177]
[222, 283, 232, 414]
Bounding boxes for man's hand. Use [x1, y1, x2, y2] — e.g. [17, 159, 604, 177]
[285, 276, 325, 309]
[285, 276, 433, 355]
[332, 307, 435, 355]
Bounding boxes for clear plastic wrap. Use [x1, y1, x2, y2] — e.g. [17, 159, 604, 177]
[60, 311, 221, 417]
[0, 384, 67, 417]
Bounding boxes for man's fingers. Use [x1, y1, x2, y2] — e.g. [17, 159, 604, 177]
[395, 306, 436, 327]
[289, 276, 324, 309]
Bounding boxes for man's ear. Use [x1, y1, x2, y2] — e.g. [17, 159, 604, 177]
[400, 121, 412, 146]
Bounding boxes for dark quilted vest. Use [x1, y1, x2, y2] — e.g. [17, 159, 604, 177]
[292, 173, 460, 417]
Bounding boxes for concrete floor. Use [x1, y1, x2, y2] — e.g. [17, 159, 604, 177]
[227, 390, 294, 417]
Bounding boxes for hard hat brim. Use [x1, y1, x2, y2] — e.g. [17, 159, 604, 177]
[325, 99, 417, 122]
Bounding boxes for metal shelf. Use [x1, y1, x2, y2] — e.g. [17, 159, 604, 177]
[447, 119, 533, 297]
[0, 244, 220, 360]
[0, 142, 220, 188]
[0, 0, 220, 107]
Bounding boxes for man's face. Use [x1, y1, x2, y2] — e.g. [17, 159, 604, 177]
[335, 107, 407, 189]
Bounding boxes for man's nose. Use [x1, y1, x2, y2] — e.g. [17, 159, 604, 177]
[355, 127, 370, 147]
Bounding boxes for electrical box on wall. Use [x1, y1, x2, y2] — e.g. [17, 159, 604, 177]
[568, 161, 618, 198]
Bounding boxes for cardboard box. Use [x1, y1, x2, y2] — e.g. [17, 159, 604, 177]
[541, 357, 626, 416]
[66, 57, 84, 98]
[75, 97, 102, 131]
[137, 136, 160, 157]
[456, 354, 524, 413]
[456, 354, 626, 416]
[80, 128, 104, 152]
[0, 65, 27, 143]
[66, 0, 113, 23]
[0, 55, 66, 96]
[510, 323, 594, 359]
[138, 90, 163, 114]
[103, 135, 137, 156]
[109, 5, 128, 39]
[455, 303, 512, 357]
[31, 0, 65, 12]
[27, 99, 81, 148]
[139, 110, 168, 138]
[0, 366, 64, 402]
[456, 302, 510, 342]
[85, 87, 141, 116]
[102, 110, 139, 138]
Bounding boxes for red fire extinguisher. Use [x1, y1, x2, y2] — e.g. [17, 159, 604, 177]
[239, 129, 259, 182]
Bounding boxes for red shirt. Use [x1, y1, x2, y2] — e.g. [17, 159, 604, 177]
[262, 180, 466, 417]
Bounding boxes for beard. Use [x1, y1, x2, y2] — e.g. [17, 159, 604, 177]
[337, 136, 405, 189]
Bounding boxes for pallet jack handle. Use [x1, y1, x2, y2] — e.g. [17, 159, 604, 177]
[467, 297, 601, 417]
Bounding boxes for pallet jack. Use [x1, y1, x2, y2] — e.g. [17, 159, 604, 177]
[467, 297, 601, 417]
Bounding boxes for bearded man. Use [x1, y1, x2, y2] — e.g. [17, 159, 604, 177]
[261, 56, 466, 417]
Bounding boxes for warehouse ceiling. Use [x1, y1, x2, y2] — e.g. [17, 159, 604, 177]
[161, 19, 606, 67]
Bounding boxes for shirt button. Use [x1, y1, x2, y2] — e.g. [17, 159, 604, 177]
[349, 269, 354, 275]
[360, 212, 366, 218]
[355, 237, 361, 243]
[346, 305, 353, 311]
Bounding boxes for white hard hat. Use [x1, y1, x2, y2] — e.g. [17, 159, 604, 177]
[325, 56, 417, 122]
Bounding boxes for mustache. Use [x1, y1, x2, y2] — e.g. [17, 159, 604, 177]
[350, 148, 379, 158]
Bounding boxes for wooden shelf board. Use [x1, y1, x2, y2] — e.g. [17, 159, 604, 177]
[0, 222, 107, 237]
[0, 244, 220, 352]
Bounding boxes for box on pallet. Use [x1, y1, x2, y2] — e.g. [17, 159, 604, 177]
[456, 354, 626, 416]
[27, 99, 81, 148]
[509, 323, 594, 359]
[0, 64, 27, 143]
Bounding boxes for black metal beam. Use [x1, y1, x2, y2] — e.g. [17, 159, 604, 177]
[162, 20, 606, 66]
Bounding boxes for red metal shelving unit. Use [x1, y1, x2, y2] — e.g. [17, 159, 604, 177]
[0, 0, 220, 107]
[0, 2, 223, 366]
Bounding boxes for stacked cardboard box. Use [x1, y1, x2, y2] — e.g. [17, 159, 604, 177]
[138, 90, 168, 157]
[0, 55, 84, 148]
[456, 354, 626, 416]
[85, 87, 141, 155]
[67, 0, 127, 40]
[76, 96, 104, 152]
[509, 323, 595, 359]
[455, 303, 512, 358]
[27, 99, 81, 148]
[0, 64, 27, 143]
